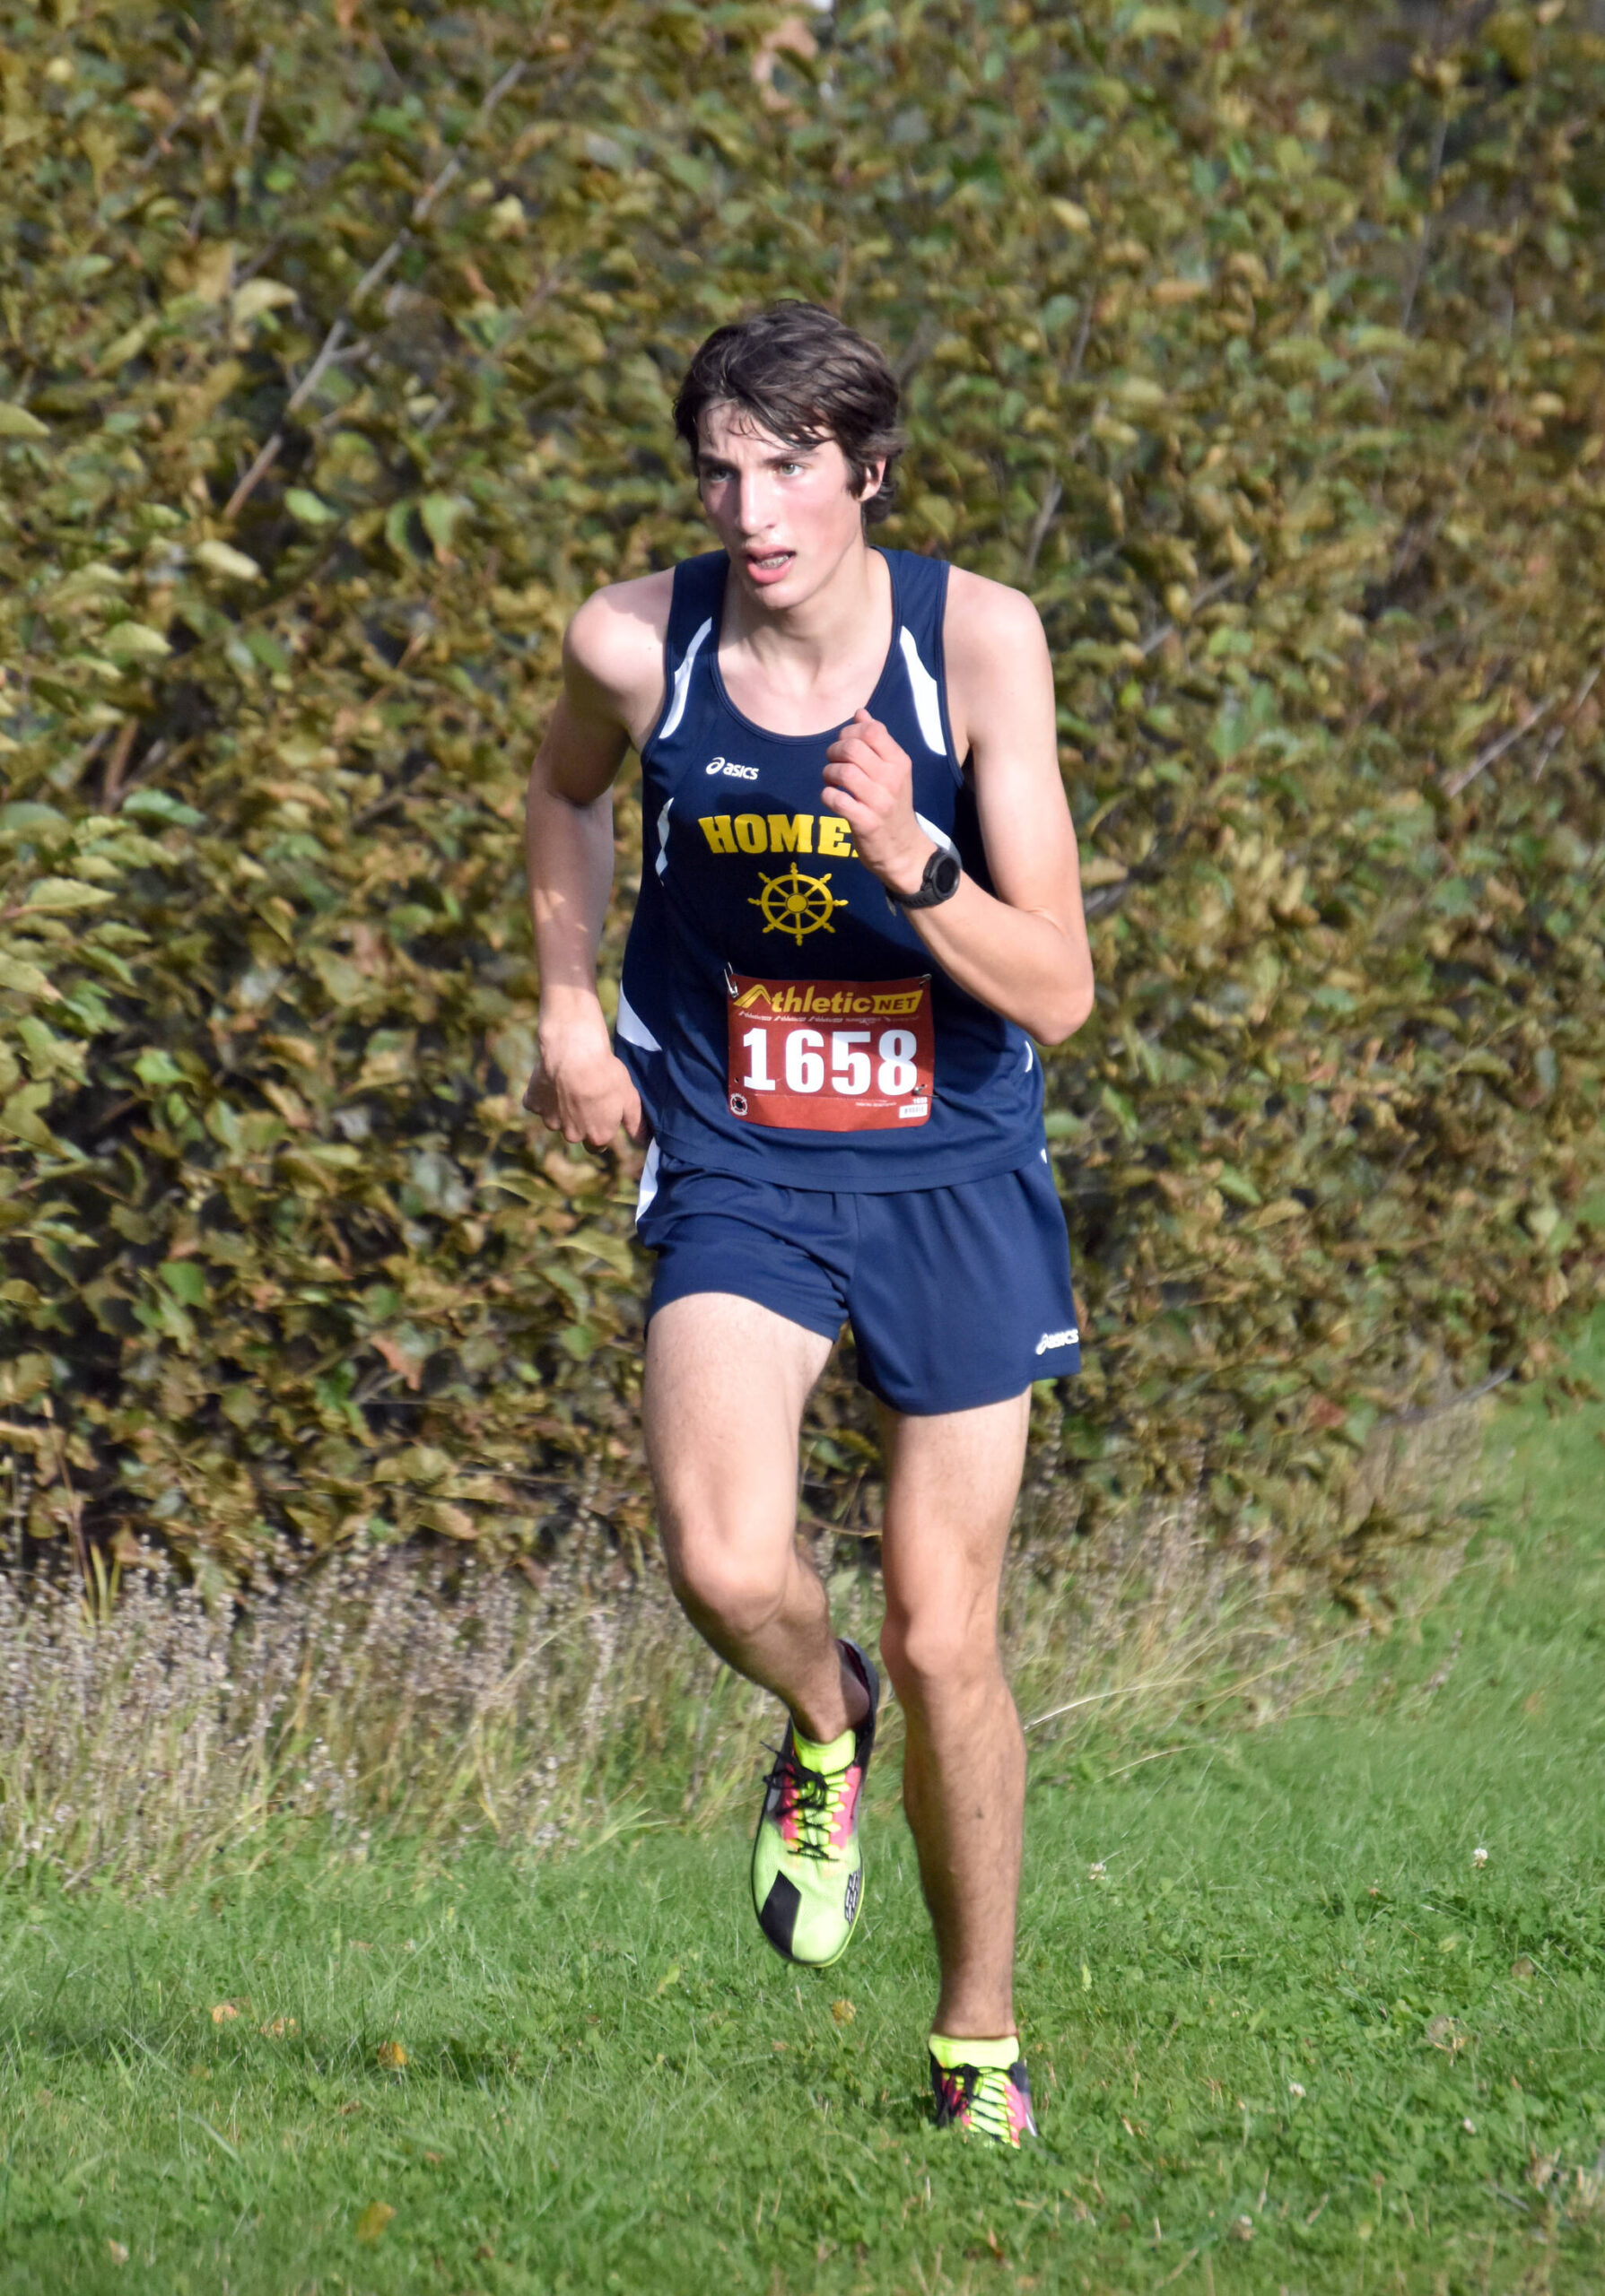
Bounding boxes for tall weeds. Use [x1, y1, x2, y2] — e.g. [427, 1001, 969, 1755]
[1, 1388, 1481, 1890]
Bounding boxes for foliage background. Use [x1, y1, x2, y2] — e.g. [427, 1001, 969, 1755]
[1, 0, 1602, 1592]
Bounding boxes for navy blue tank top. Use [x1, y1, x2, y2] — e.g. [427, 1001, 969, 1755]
[615, 548, 1046, 1190]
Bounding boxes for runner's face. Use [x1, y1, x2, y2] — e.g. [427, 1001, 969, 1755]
[696, 405, 879, 607]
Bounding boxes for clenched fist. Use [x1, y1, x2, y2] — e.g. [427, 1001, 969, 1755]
[822, 709, 935, 899]
[523, 1015, 645, 1151]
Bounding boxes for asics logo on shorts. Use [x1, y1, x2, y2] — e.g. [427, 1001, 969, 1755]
[705, 754, 759, 779]
[1035, 1327, 1078, 1354]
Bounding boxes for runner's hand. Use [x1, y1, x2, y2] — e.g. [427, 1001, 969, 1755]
[823, 709, 934, 899]
[523, 1023, 645, 1149]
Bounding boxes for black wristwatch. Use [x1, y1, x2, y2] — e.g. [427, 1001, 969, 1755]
[887, 845, 963, 910]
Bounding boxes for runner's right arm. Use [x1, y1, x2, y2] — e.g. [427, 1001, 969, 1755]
[523, 580, 669, 1149]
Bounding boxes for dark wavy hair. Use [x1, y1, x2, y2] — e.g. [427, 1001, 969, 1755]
[672, 301, 906, 525]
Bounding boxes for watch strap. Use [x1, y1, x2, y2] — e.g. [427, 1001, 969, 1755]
[888, 846, 963, 910]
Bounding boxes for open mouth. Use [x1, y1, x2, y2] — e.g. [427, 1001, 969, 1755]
[745, 550, 795, 582]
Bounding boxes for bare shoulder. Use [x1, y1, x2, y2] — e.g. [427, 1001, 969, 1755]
[942, 569, 1051, 760]
[564, 570, 675, 736]
[946, 564, 1047, 670]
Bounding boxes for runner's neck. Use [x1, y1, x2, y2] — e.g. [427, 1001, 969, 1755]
[717, 539, 894, 738]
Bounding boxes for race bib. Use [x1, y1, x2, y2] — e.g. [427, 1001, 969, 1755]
[725, 970, 934, 1131]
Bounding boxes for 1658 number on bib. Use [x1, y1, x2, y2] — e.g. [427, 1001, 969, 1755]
[725, 970, 934, 1131]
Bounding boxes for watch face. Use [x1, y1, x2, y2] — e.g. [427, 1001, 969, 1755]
[932, 849, 962, 897]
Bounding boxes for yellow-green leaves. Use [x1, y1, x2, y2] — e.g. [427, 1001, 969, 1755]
[285, 488, 339, 526]
[0, 0, 1600, 1591]
[193, 540, 262, 582]
[100, 623, 172, 665]
[21, 878, 117, 915]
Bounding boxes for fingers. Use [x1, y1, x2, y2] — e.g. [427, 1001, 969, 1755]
[523, 1052, 649, 1168]
[825, 734, 882, 775]
[827, 712, 899, 766]
[822, 755, 878, 803]
[527, 1063, 643, 1152]
[524, 1063, 562, 1124]
[834, 711, 898, 761]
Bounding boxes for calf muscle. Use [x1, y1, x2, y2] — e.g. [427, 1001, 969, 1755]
[878, 1392, 1031, 2039]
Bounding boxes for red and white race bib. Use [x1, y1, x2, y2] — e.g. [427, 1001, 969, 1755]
[725, 971, 934, 1131]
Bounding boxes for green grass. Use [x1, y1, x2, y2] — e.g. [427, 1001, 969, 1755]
[4, 1324, 1604, 2295]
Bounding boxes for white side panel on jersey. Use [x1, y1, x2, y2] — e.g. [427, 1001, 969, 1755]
[634, 1137, 661, 1225]
[615, 986, 662, 1053]
[898, 626, 947, 757]
[914, 810, 958, 860]
[654, 796, 672, 878]
[658, 616, 713, 743]
[1023, 1040, 1034, 1072]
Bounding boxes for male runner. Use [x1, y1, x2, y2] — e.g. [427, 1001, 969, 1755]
[524, 301, 1094, 2145]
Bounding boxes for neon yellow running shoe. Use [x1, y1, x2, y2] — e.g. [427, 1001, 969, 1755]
[750, 1639, 878, 1968]
[929, 2039, 1038, 2147]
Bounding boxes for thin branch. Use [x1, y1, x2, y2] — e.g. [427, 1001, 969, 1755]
[414, 57, 528, 223]
[1443, 693, 1556, 797]
[233, 236, 283, 287]
[1400, 112, 1449, 335]
[1139, 563, 1256, 657]
[100, 717, 140, 809]
[222, 317, 351, 520]
[1066, 297, 1094, 386]
[284, 321, 354, 417]
[241, 53, 270, 157]
[68, 724, 114, 788]
[1019, 474, 1063, 580]
[351, 233, 409, 309]
[1531, 658, 1601, 779]
[222, 49, 533, 525]
[1082, 877, 1134, 920]
[222, 435, 282, 522]
[487, 260, 571, 363]
[132, 100, 192, 176]
[893, 311, 939, 391]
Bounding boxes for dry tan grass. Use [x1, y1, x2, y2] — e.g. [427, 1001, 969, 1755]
[0, 1390, 1490, 1888]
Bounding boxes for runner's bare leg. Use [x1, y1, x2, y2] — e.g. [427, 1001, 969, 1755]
[877, 1390, 1032, 2039]
[645, 1292, 869, 1744]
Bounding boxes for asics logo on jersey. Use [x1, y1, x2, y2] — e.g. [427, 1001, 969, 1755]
[1035, 1327, 1078, 1353]
[705, 755, 759, 779]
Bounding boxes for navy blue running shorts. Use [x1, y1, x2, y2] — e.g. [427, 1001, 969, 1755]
[634, 1144, 1080, 1416]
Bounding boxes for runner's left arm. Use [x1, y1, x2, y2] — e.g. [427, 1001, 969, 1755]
[820, 579, 1094, 1044]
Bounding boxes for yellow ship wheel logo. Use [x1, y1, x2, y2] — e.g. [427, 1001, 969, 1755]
[749, 865, 849, 945]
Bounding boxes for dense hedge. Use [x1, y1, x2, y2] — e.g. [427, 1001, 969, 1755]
[1, 0, 1601, 1586]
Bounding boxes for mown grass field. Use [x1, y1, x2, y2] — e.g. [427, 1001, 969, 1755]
[3, 1321, 1603, 2295]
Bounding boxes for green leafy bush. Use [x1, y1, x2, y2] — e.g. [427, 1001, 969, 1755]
[1, 0, 1601, 1583]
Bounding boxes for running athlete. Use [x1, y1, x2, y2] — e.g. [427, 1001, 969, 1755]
[524, 302, 1094, 2146]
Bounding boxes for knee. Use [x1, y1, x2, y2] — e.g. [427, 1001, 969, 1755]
[665, 1535, 789, 1642]
[879, 1596, 999, 1712]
